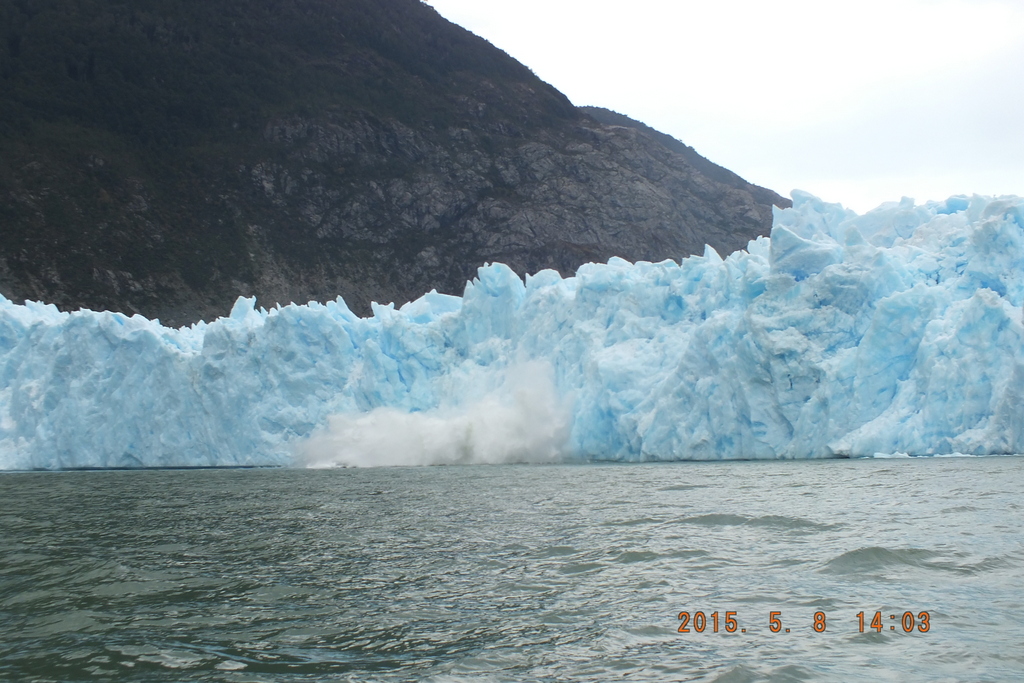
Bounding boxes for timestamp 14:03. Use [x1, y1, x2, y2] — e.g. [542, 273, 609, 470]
[677, 610, 931, 634]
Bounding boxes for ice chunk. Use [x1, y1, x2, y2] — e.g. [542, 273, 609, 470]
[2, 192, 1023, 469]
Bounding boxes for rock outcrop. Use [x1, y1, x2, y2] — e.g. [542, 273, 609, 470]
[0, 0, 789, 325]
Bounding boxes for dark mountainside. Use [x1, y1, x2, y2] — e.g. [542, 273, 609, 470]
[0, 0, 790, 326]
[579, 106, 785, 209]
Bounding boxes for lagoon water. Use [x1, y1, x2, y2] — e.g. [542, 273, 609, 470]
[2, 457, 1023, 682]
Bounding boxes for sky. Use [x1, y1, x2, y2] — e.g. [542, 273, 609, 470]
[424, 0, 1024, 213]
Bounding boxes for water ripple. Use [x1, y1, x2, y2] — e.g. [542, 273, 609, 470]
[1, 457, 1022, 681]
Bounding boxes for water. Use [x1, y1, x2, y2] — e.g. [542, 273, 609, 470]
[1, 457, 1023, 682]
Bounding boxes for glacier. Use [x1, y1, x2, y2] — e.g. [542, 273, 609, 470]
[2, 191, 1024, 469]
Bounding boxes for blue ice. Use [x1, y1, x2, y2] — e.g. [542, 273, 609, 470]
[1, 192, 1023, 469]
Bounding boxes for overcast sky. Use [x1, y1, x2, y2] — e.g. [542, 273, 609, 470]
[425, 0, 1024, 213]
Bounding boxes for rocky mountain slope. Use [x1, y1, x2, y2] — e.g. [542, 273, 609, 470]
[0, 0, 789, 326]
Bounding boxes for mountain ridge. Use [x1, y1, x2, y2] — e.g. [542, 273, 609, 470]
[0, 0, 789, 325]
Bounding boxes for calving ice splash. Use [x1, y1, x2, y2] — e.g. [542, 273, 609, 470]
[2, 192, 1023, 469]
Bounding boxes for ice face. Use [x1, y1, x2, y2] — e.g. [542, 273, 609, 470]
[2, 192, 1023, 469]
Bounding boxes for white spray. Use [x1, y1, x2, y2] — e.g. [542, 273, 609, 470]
[298, 361, 572, 467]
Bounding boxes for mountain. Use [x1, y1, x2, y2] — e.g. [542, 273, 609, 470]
[578, 106, 786, 210]
[0, 0, 790, 326]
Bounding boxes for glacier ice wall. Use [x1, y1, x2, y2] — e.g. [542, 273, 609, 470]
[2, 191, 1024, 469]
